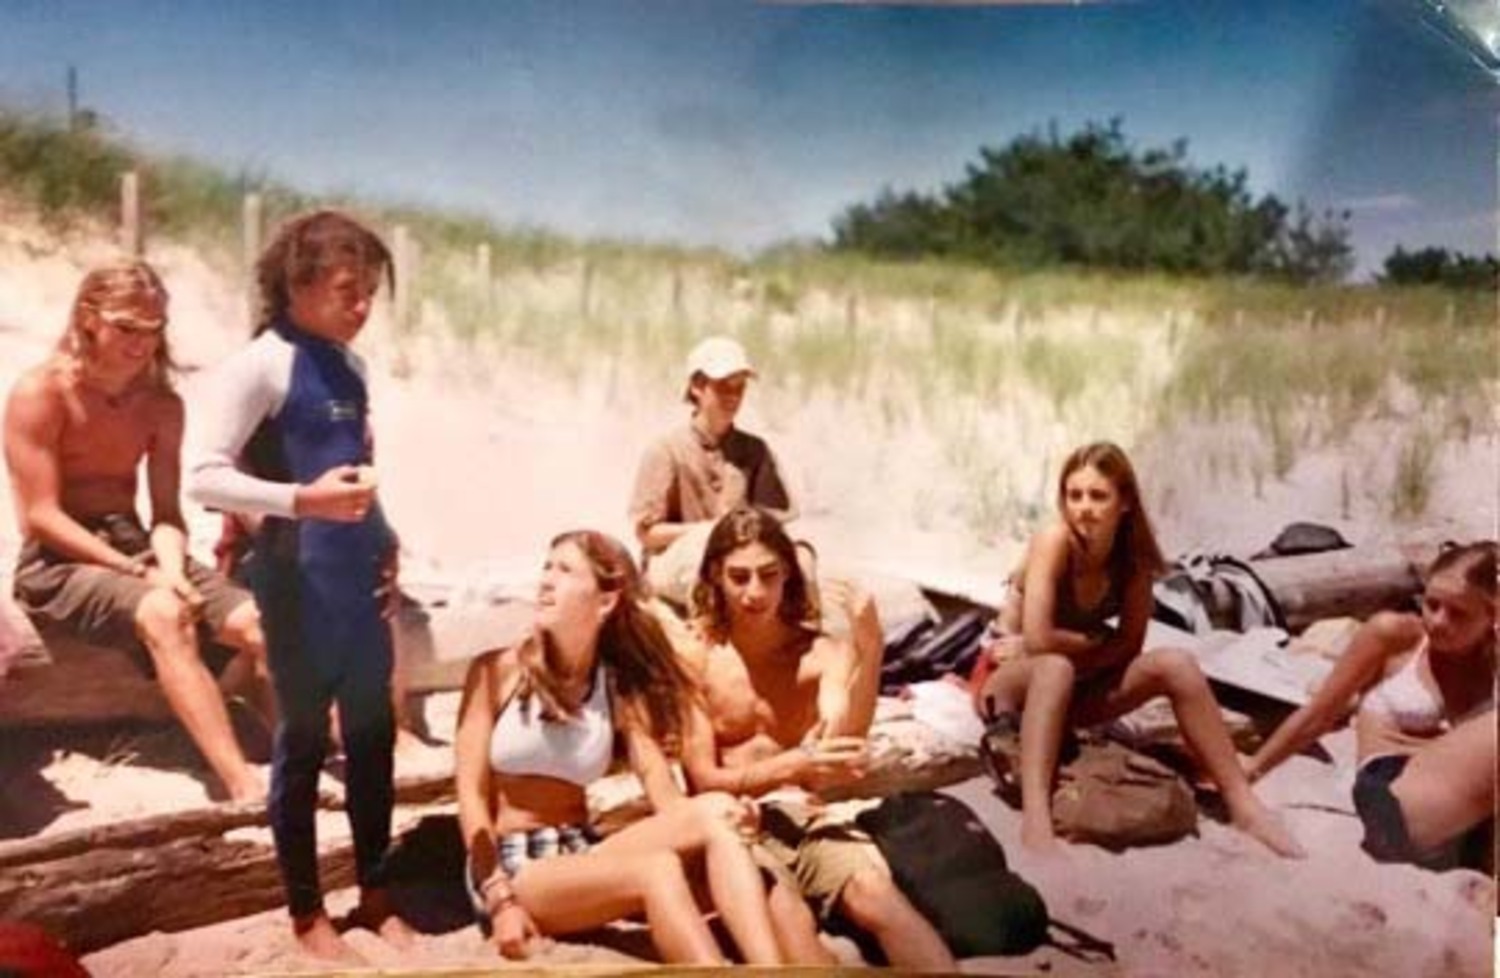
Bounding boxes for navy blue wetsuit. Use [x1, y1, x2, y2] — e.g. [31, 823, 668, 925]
[189, 321, 397, 918]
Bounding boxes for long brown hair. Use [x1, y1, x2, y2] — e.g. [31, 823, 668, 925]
[693, 506, 814, 641]
[59, 259, 176, 389]
[1057, 441, 1167, 583]
[514, 530, 697, 747]
[253, 209, 394, 337]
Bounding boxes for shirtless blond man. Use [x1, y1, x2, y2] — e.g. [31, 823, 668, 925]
[4, 260, 268, 802]
[678, 507, 955, 972]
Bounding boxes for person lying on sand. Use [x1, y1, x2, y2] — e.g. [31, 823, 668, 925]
[968, 441, 1304, 859]
[3, 259, 271, 803]
[677, 506, 957, 972]
[453, 530, 799, 964]
[1246, 540, 1496, 870]
[188, 210, 412, 962]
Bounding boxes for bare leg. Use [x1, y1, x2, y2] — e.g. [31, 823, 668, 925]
[767, 879, 837, 965]
[838, 868, 956, 972]
[982, 654, 1077, 852]
[1392, 709, 1497, 852]
[136, 590, 263, 802]
[514, 849, 726, 964]
[217, 601, 277, 727]
[388, 619, 424, 759]
[1081, 649, 1305, 859]
[598, 795, 782, 963]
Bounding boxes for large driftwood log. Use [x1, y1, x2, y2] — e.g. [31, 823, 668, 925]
[0, 635, 176, 726]
[1249, 544, 1432, 632]
[0, 593, 530, 729]
[0, 795, 455, 954]
[0, 544, 1435, 729]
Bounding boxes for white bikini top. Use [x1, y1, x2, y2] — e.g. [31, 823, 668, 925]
[489, 666, 614, 786]
[1360, 639, 1492, 736]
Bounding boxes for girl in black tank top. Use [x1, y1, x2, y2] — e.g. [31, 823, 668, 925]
[971, 442, 1304, 859]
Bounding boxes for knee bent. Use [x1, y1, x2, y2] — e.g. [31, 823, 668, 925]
[1144, 648, 1207, 694]
[135, 590, 193, 647]
[221, 602, 266, 656]
[1030, 653, 1077, 687]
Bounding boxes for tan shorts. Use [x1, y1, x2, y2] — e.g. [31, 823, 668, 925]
[755, 798, 887, 923]
[12, 515, 250, 677]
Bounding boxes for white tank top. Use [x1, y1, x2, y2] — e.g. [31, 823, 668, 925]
[488, 666, 614, 786]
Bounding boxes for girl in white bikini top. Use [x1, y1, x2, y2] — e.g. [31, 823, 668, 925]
[488, 664, 614, 786]
[1359, 638, 1494, 737]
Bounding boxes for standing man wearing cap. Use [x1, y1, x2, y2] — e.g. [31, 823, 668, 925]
[629, 335, 797, 573]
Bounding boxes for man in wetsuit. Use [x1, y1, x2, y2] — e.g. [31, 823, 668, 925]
[188, 210, 412, 963]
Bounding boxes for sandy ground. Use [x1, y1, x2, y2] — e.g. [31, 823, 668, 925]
[0, 211, 1495, 976]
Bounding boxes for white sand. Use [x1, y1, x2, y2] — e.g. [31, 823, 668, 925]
[0, 208, 1493, 977]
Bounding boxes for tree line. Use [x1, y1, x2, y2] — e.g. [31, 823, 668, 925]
[829, 120, 1491, 289]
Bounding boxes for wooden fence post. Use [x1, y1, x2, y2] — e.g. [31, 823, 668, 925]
[392, 225, 415, 331]
[580, 260, 594, 320]
[120, 171, 143, 257]
[241, 192, 263, 332]
[475, 242, 492, 314]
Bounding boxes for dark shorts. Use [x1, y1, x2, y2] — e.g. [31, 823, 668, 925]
[1351, 753, 1478, 870]
[12, 515, 250, 677]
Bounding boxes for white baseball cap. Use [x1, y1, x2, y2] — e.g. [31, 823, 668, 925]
[686, 336, 756, 381]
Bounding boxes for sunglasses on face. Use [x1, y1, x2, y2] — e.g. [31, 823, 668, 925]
[93, 307, 168, 335]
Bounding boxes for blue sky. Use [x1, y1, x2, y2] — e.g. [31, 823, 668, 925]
[0, 0, 1493, 278]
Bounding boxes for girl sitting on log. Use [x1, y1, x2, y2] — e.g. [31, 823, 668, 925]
[970, 441, 1303, 858]
[1246, 540, 1495, 869]
[453, 529, 800, 963]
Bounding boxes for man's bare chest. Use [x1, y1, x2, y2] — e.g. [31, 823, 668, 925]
[704, 651, 819, 750]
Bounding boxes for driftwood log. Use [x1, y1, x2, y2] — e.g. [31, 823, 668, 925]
[1249, 543, 1433, 633]
[0, 543, 1434, 730]
[0, 771, 456, 953]
[0, 593, 531, 729]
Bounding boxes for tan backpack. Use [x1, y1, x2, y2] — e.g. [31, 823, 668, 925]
[982, 718, 1198, 850]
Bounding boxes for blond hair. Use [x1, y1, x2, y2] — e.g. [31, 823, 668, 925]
[59, 259, 175, 389]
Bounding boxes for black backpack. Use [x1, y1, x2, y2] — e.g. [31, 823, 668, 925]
[855, 791, 1049, 956]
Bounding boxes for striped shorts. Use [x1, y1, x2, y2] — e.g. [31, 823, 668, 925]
[466, 823, 598, 921]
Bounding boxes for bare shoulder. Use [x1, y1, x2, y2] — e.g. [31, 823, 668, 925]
[4, 362, 69, 431]
[7, 361, 68, 408]
[1020, 522, 1071, 578]
[1361, 611, 1425, 656]
[1032, 521, 1071, 555]
[470, 643, 521, 684]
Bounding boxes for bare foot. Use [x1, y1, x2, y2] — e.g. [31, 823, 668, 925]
[1021, 818, 1069, 859]
[351, 888, 416, 950]
[293, 912, 366, 964]
[1233, 803, 1306, 859]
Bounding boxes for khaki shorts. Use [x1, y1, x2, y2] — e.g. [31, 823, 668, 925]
[12, 515, 249, 677]
[755, 797, 887, 923]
